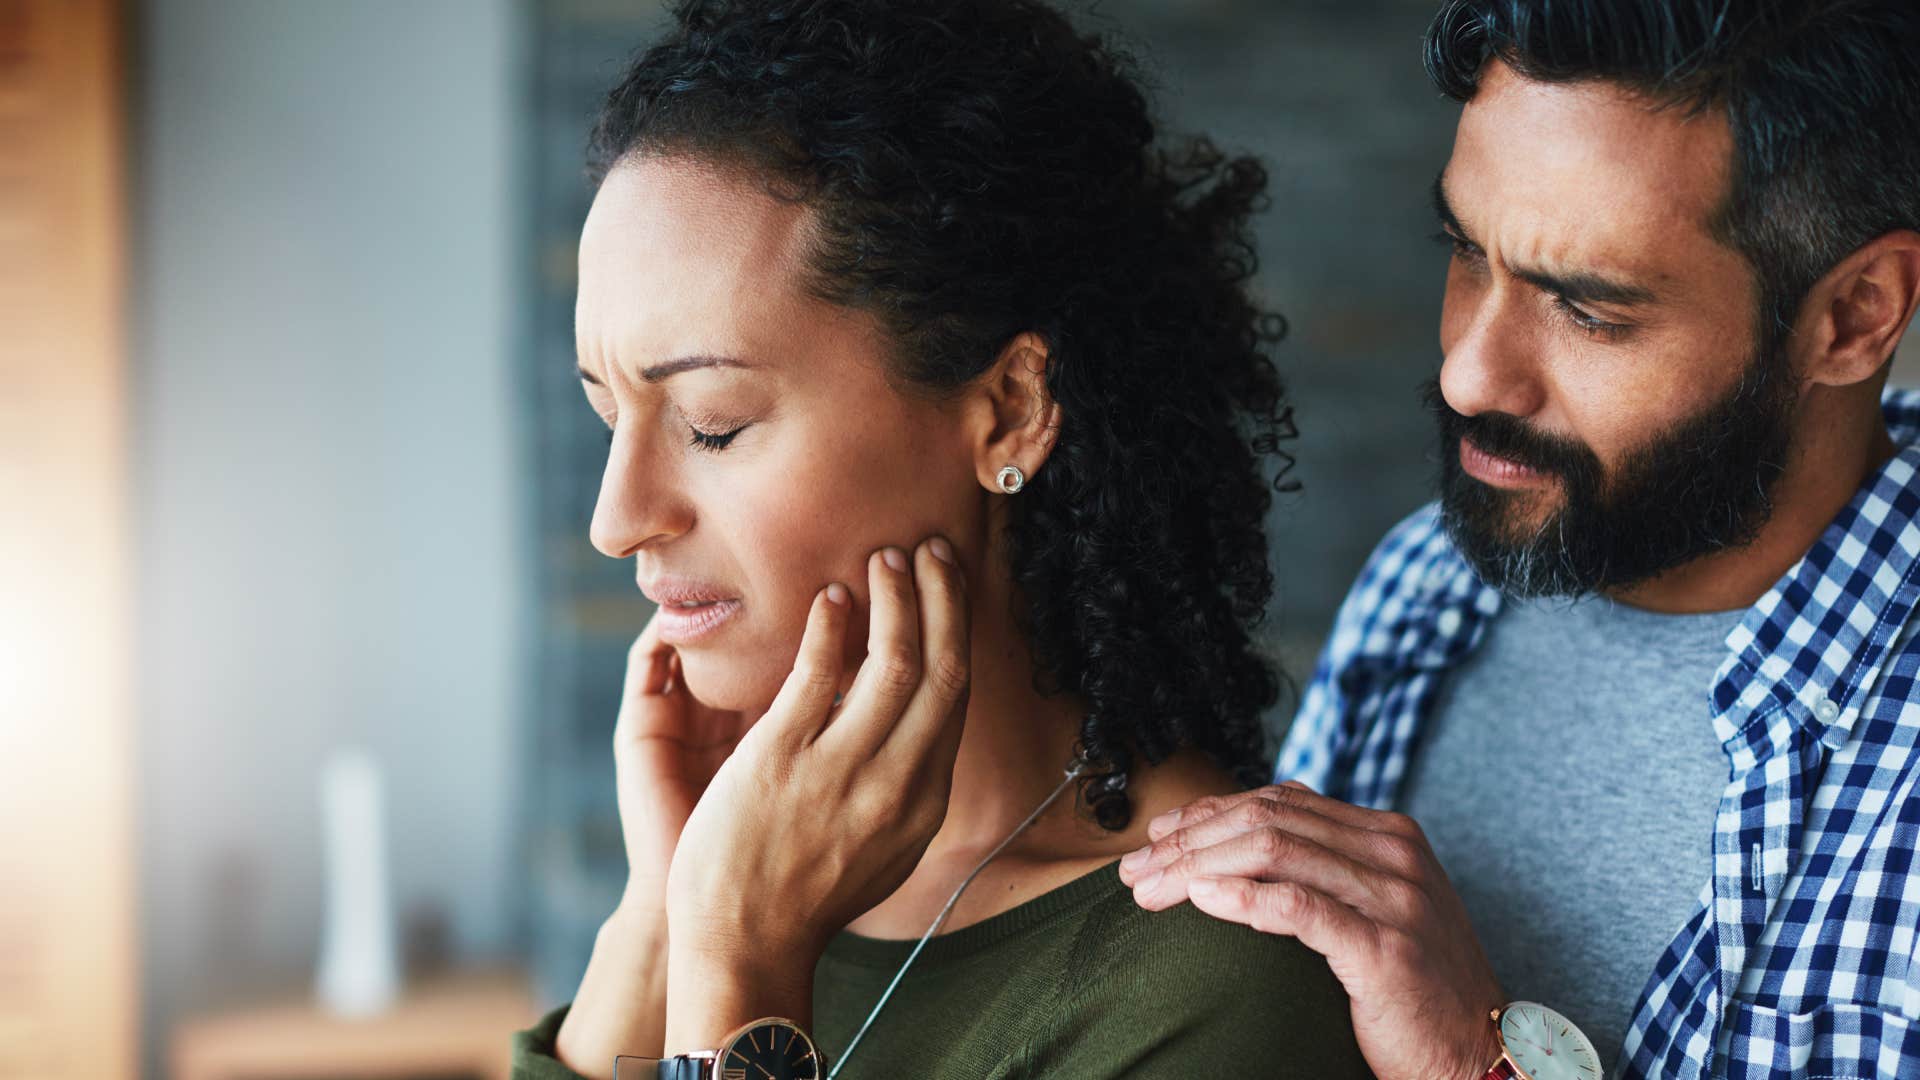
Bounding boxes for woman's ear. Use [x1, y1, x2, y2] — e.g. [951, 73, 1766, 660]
[968, 332, 1062, 492]
[1794, 230, 1920, 389]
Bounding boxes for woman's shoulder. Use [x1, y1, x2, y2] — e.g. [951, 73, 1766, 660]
[1075, 863, 1336, 981]
[994, 863, 1372, 1079]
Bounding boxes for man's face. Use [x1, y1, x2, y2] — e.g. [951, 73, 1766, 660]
[1432, 61, 1797, 597]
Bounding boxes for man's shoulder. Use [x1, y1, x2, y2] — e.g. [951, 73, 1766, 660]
[1885, 386, 1920, 443]
[1326, 502, 1489, 652]
[1359, 502, 1458, 578]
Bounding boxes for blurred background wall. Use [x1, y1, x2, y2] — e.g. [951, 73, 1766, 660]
[5, 1, 1914, 1077]
[133, 0, 529, 1075]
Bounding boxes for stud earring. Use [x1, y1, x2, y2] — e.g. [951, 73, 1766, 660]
[995, 465, 1026, 494]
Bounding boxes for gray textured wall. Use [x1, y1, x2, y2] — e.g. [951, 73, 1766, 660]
[1106, 0, 1462, 668]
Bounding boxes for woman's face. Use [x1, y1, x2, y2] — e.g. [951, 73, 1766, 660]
[575, 155, 984, 712]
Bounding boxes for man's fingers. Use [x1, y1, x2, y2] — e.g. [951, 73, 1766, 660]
[1146, 788, 1263, 843]
[1146, 780, 1398, 844]
[1129, 826, 1383, 915]
[877, 535, 970, 767]
[1186, 877, 1377, 962]
[759, 583, 852, 747]
[1120, 792, 1355, 884]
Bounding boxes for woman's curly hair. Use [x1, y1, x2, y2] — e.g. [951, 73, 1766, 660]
[587, 0, 1296, 829]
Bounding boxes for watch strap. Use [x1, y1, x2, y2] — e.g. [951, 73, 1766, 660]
[1482, 1058, 1521, 1080]
[612, 1053, 711, 1080]
[656, 1056, 710, 1080]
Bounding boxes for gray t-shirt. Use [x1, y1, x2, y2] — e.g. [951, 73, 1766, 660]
[1398, 595, 1741, 1070]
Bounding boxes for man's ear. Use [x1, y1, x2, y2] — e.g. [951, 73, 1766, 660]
[966, 331, 1062, 491]
[1794, 230, 1920, 388]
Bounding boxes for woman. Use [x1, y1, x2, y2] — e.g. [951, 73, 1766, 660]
[512, 0, 1366, 1077]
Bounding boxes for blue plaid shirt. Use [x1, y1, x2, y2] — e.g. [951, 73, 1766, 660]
[1277, 390, 1920, 1079]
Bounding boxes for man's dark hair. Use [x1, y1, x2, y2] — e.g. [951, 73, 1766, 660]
[1425, 0, 1920, 349]
[587, 0, 1296, 829]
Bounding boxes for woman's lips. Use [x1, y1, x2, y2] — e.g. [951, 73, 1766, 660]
[1459, 436, 1552, 489]
[639, 576, 743, 646]
[651, 597, 743, 646]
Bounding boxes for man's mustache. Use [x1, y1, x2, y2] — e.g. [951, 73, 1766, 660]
[1420, 377, 1596, 480]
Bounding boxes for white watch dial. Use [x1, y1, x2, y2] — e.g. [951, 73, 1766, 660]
[1499, 1001, 1602, 1080]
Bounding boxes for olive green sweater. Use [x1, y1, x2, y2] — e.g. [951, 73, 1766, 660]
[512, 861, 1370, 1079]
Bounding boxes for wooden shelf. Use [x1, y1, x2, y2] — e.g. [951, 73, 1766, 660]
[169, 970, 538, 1080]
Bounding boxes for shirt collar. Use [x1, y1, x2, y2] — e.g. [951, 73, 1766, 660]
[1354, 393, 1920, 754]
[1712, 407, 1920, 759]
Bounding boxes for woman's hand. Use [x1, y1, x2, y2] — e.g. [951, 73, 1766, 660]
[552, 611, 760, 1076]
[613, 611, 760, 917]
[662, 536, 972, 1054]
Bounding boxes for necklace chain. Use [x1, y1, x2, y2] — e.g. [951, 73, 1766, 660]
[825, 760, 1087, 1078]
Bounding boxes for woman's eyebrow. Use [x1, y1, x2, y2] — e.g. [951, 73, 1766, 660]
[575, 355, 756, 386]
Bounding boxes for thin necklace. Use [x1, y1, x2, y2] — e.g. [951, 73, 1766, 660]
[826, 759, 1088, 1078]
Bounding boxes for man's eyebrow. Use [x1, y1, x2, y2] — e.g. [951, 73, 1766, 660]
[1512, 265, 1658, 308]
[1431, 170, 1657, 307]
[575, 354, 755, 386]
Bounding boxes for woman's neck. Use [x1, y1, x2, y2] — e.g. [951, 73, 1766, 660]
[841, 562, 1241, 939]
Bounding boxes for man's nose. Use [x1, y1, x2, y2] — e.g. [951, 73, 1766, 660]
[1438, 289, 1547, 421]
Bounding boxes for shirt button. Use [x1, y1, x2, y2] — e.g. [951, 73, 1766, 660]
[1815, 699, 1841, 723]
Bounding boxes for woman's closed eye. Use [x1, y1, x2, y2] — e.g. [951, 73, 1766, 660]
[602, 423, 749, 451]
[687, 423, 745, 451]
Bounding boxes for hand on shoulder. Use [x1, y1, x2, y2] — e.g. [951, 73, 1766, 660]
[1118, 781, 1504, 1080]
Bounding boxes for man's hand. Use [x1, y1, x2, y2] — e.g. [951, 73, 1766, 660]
[1118, 780, 1505, 1080]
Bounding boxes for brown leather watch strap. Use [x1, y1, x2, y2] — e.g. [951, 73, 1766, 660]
[1483, 1057, 1522, 1080]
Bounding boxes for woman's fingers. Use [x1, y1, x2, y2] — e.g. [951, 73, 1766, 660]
[614, 618, 683, 746]
[631, 633, 673, 697]
[879, 536, 970, 767]
[832, 546, 924, 753]
[757, 583, 853, 748]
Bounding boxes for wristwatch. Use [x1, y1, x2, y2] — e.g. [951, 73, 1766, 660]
[1481, 1001, 1602, 1080]
[615, 1017, 826, 1080]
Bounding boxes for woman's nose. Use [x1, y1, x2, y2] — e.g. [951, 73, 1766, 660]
[588, 431, 691, 558]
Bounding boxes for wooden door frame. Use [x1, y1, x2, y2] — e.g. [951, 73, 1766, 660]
[0, 1, 138, 1077]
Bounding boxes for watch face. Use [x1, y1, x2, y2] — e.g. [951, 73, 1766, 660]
[717, 1020, 821, 1080]
[1499, 1002, 1602, 1080]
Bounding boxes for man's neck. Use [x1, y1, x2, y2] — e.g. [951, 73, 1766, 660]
[1610, 393, 1897, 615]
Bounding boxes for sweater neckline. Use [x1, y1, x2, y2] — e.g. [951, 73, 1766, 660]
[822, 858, 1124, 970]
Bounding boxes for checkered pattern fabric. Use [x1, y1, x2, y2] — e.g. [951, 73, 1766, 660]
[1276, 390, 1920, 1079]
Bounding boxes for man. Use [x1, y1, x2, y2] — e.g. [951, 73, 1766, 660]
[1118, 2, 1920, 1077]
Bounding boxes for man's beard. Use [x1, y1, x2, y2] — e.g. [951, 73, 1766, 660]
[1427, 349, 1798, 599]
